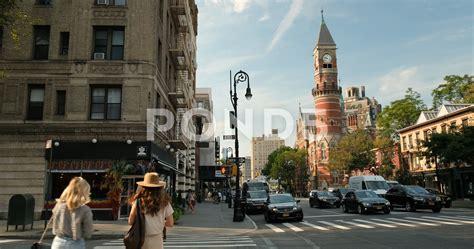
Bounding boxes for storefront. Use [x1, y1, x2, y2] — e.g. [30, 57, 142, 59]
[414, 166, 474, 200]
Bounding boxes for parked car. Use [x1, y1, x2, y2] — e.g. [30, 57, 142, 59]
[264, 193, 303, 223]
[386, 180, 400, 188]
[425, 188, 452, 208]
[385, 185, 442, 213]
[309, 191, 340, 208]
[348, 175, 390, 196]
[341, 190, 391, 214]
[245, 190, 268, 213]
[331, 188, 355, 201]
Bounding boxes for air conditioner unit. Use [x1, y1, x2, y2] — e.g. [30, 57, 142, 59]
[97, 0, 109, 5]
[93, 52, 105, 60]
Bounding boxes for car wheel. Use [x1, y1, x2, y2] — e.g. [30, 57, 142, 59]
[445, 203, 451, 208]
[405, 201, 415, 212]
[357, 204, 364, 214]
[384, 208, 390, 214]
[342, 203, 348, 213]
[432, 207, 442, 213]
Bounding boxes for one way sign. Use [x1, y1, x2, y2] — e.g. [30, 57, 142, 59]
[227, 157, 246, 164]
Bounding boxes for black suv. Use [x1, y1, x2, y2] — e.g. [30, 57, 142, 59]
[385, 185, 442, 213]
[309, 190, 340, 208]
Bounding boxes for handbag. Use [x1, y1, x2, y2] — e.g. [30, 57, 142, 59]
[31, 215, 53, 249]
[124, 199, 145, 249]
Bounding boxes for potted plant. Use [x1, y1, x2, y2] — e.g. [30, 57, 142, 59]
[101, 160, 130, 220]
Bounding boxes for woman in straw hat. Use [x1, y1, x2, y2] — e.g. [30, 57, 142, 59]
[129, 172, 174, 249]
[51, 177, 94, 249]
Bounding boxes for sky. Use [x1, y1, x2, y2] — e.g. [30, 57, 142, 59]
[195, 0, 474, 157]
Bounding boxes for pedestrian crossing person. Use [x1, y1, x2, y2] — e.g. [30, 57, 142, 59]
[128, 173, 174, 249]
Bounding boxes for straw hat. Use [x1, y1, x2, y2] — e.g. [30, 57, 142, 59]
[137, 172, 165, 188]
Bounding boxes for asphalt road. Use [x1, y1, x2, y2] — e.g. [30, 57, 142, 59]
[2, 199, 473, 249]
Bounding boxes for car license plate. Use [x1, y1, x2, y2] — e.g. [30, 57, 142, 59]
[429, 201, 434, 205]
[282, 213, 289, 217]
[376, 206, 382, 210]
[257, 206, 261, 209]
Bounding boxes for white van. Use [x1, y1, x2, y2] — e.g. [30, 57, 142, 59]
[348, 175, 390, 196]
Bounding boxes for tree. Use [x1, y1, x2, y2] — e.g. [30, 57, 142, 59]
[373, 135, 395, 179]
[432, 74, 474, 109]
[377, 88, 427, 136]
[101, 161, 133, 220]
[329, 130, 374, 174]
[269, 149, 307, 195]
[262, 146, 293, 176]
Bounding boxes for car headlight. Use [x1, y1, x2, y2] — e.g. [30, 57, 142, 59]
[272, 207, 278, 212]
[385, 201, 390, 206]
[447, 197, 451, 200]
[413, 197, 424, 201]
[436, 197, 441, 201]
[362, 202, 371, 207]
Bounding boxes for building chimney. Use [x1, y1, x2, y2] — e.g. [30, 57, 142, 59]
[361, 86, 365, 98]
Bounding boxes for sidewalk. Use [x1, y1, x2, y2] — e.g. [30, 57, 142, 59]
[0, 201, 255, 240]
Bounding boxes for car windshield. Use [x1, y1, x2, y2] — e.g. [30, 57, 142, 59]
[355, 191, 379, 198]
[270, 195, 294, 203]
[249, 191, 267, 198]
[366, 181, 390, 190]
[339, 189, 351, 195]
[427, 188, 440, 194]
[406, 186, 430, 195]
[317, 192, 333, 197]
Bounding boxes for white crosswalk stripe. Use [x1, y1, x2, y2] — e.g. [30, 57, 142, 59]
[317, 220, 351, 230]
[336, 220, 374, 228]
[94, 236, 257, 248]
[352, 219, 396, 228]
[387, 217, 440, 226]
[282, 222, 304, 232]
[439, 215, 474, 221]
[405, 217, 462, 225]
[266, 224, 285, 233]
[422, 216, 474, 224]
[452, 215, 474, 220]
[370, 218, 417, 227]
[300, 221, 329, 230]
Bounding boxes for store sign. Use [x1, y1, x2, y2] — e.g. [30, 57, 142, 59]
[50, 160, 113, 171]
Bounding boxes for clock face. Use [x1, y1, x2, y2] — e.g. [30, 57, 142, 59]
[322, 54, 332, 63]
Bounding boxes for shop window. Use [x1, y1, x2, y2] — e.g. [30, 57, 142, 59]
[27, 85, 45, 120]
[90, 86, 122, 120]
[34, 26, 50, 60]
[93, 26, 124, 60]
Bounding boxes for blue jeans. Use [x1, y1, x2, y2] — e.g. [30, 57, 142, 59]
[52, 236, 85, 249]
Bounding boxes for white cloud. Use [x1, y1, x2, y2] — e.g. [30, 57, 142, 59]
[259, 13, 270, 22]
[379, 66, 420, 96]
[233, 0, 251, 13]
[267, 0, 305, 52]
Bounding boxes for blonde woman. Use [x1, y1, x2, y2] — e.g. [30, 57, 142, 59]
[129, 172, 174, 249]
[51, 177, 94, 249]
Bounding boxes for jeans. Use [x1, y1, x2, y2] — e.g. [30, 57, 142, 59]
[51, 236, 85, 249]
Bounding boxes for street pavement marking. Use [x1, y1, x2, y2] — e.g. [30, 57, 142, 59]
[301, 221, 329, 231]
[282, 222, 304, 232]
[422, 216, 474, 224]
[164, 240, 254, 244]
[370, 218, 417, 227]
[164, 244, 257, 248]
[352, 219, 396, 228]
[336, 219, 374, 229]
[317, 220, 351, 230]
[453, 215, 474, 220]
[405, 217, 462, 225]
[265, 224, 285, 233]
[387, 217, 440, 226]
[0, 239, 25, 244]
[439, 215, 474, 221]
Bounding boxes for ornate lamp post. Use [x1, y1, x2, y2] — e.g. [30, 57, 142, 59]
[230, 70, 252, 222]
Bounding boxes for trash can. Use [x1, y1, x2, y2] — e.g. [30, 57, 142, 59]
[7, 194, 35, 231]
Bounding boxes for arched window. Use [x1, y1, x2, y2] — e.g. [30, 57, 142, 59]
[321, 143, 327, 160]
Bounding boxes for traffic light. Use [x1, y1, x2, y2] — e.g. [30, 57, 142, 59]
[215, 138, 220, 162]
[231, 163, 238, 177]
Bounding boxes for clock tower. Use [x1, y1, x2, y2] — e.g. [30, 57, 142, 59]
[311, 11, 344, 189]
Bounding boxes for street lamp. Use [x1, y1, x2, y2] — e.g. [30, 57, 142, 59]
[229, 70, 252, 222]
[226, 147, 233, 208]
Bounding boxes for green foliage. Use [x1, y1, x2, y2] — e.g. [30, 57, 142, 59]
[329, 130, 374, 174]
[172, 204, 183, 222]
[262, 146, 293, 176]
[0, 0, 34, 48]
[377, 88, 427, 136]
[423, 126, 474, 167]
[432, 75, 474, 109]
[101, 160, 130, 220]
[269, 148, 307, 195]
[374, 135, 396, 179]
[395, 161, 414, 185]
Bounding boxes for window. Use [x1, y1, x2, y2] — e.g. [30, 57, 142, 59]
[158, 39, 162, 72]
[450, 121, 457, 131]
[56, 91, 66, 115]
[59, 32, 69, 55]
[34, 26, 50, 60]
[0, 26, 3, 53]
[159, 0, 164, 20]
[462, 118, 468, 127]
[415, 132, 420, 146]
[323, 64, 332, 68]
[36, 0, 51, 5]
[423, 130, 429, 141]
[90, 86, 122, 120]
[408, 134, 413, 148]
[93, 26, 124, 60]
[441, 124, 447, 133]
[113, 0, 126, 5]
[402, 136, 407, 150]
[95, 0, 126, 6]
[27, 85, 45, 120]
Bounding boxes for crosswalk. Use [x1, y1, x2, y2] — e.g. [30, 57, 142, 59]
[93, 235, 256, 248]
[263, 215, 474, 233]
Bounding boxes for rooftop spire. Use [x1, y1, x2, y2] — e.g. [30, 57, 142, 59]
[317, 10, 335, 46]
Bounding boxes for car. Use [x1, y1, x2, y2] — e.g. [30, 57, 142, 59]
[386, 180, 400, 188]
[264, 193, 303, 223]
[341, 190, 391, 214]
[385, 185, 442, 213]
[425, 188, 452, 208]
[245, 190, 268, 213]
[309, 190, 340, 208]
[331, 188, 355, 201]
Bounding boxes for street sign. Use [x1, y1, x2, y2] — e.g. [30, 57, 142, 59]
[227, 157, 246, 164]
[223, 135, 236, 140]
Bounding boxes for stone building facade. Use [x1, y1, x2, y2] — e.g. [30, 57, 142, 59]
[344, 86, 381, 135]
[251, 129, 285, 179]
[0, 0, 198, 219]
[399, 104, 473, 199]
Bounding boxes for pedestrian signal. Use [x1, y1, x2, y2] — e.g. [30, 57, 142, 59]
[220, 165, 227, 175]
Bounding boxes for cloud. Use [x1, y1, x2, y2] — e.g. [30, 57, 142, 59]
[379, 66, 420, 96]
[404, 27, 472, 47]
[267, 0, 305, 52]
[233, 0, 251, 13]
[259, 13, 270, 22]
